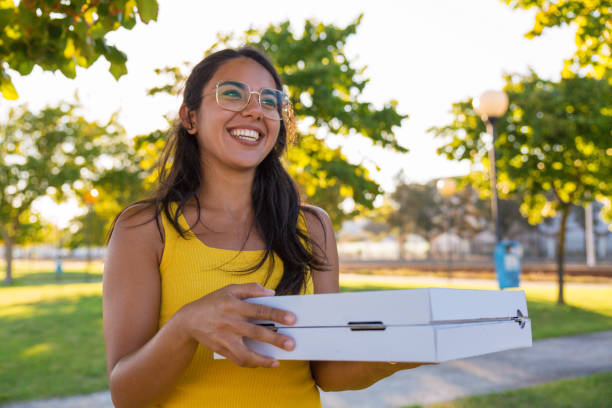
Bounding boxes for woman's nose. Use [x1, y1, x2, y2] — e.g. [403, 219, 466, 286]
[241, 92, 264, 120]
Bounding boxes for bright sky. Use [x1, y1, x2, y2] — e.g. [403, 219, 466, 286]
[2, 0, 576, 226]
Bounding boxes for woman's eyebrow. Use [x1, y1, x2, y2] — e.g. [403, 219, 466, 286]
[222, 80, 248, 87]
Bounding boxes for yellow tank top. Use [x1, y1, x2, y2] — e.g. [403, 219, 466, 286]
[155, 203, 321, 407]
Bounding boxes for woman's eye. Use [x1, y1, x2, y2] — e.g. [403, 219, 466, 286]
[261, 97, 277, 108]
[221, 89, 243, 99]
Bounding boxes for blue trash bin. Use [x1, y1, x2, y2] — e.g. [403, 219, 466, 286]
[55, 257, 63, 275]
[494, 241, 522, 289]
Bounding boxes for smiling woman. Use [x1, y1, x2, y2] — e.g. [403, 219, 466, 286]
[102, 47, 423, 408]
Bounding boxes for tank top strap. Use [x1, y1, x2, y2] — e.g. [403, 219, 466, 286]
[159, 202, 191, 272]
[297, 209, 315, 294]
[297, 209, 310, 248]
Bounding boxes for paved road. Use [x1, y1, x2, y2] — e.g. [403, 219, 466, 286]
[4, 330, 611, 408]
[321, 330, 612, 407]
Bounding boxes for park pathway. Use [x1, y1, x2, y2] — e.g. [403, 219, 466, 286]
[321, 330, 612, 407]
[3, 330, 611, 408]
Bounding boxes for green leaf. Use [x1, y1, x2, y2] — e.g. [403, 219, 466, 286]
[109, 61, 128, 80]
[106, 45, 128, 64]
[58, 59, 76, 78]
[89, 23, 108, 39]
[135, 0, 158, 23]
[121, 13, 137, 30]
[14, 58, 35, 76]
[106, 45, 128, 79]
[47, 22, 62, 39]
[64, 38, 76, 59]
[2, 1, 155, 87]
[501, 0, 611, 79]
[0, 73, 18, 100]
[0, 9, 14, 28]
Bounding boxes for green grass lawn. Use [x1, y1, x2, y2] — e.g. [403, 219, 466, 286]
[401, 370, 612, 408]
[0, 267, 611, 403]
[0, 283, 106, 403]
[0, 259, 103, 285]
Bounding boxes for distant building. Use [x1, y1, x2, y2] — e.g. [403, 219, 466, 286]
[430, 232, 470, 255]
[535, 203, 611, 260]
[337, 203, 612, 262]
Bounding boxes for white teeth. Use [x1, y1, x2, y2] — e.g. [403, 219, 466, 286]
[230, 128, 260, 141]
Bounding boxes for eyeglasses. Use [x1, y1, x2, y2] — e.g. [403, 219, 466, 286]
[213, 80, 289, 121]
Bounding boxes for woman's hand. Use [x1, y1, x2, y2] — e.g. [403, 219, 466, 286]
[178, 283, 296, 368]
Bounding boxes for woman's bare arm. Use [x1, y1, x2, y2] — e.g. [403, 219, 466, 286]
[103, 206, 199, 407]
[104, 207, 295, 407]
[304, 205, 423, 392]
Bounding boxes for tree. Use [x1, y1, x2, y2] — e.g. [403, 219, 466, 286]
[429, 72, 612, 304]
[385, 177, 439, 260]
[65, 176, 148, 249]
[145, 16, 408, 227]
[362, 219, 391, 239]
[386, 176, 489, 260]
[436, 184, 488, 241]
[501, 0, 611, 79]
[0, 0, 159, 100]
[0, 102, 133, 283]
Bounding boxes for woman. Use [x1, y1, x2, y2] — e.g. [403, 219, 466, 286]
[103, 47, 421, 408]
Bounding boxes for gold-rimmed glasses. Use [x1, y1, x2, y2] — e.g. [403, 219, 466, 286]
[213, 80, 289, 121]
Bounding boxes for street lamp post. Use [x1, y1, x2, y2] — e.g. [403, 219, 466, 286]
[473, 90, 509, 244]
[437, 178, 457, 280]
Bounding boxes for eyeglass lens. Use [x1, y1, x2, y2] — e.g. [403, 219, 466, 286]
[216, 80, 287, 120]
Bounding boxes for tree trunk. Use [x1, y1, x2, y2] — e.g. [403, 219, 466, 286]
[556, 205, 570, 305]
[3, 236, 13, 284]
[398, 226, 405, 261]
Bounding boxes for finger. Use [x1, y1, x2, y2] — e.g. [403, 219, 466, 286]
[225, 337, 280, 368]
[235, 321, 295, 351]
[213, 345, 239, 362]
[226, 283, 275, 300]
[217, 341, 279, 369]
[239, 301, 296, 325]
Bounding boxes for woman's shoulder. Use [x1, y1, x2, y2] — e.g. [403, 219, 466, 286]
[300, 204, 330, 222]
[114, 202, 162, 230]
[300, 204, 334, 244]
[109, 202, 165, 263]
[299, 204, 339, 293]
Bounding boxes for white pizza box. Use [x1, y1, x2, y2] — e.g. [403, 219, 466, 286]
[216, 288, 532, 362]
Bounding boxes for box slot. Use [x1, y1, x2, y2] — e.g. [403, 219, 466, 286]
[348, 321, 386, 331]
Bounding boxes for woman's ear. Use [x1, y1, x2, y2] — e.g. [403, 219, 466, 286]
[179, 104, 197, 134]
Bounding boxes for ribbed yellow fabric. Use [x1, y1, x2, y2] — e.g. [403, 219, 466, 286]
[154, 203, 321, 408]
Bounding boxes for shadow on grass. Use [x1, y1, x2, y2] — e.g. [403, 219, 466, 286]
[528, 300, 612, 340]
[340, 284, 612, 340]
[0, 294, 107, 404]
[1, 272, 103, 287]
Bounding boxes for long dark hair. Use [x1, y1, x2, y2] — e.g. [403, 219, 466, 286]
[109, 47, 327, 295]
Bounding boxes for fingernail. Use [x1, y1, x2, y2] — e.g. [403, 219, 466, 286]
[271, 360, 280, 368]
[285, 314, 295, 325]
[264, 288, 275, 295]
[284, 340, 294, 350]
